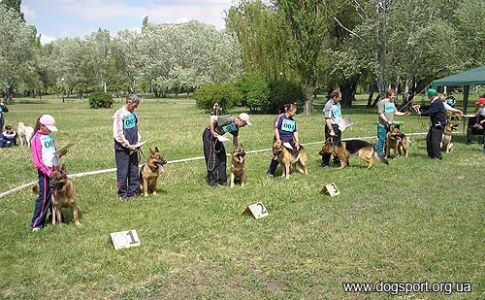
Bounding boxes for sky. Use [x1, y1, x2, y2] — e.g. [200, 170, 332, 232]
[21, 0, 237, 44]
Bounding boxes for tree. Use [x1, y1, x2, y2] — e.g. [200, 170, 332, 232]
[276, 0, 344, 115]
[0, 5, 36, 97]
[113, 29, 142, 93]
[85, 29, 111, 92]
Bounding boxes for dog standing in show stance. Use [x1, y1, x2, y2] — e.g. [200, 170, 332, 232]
[320, 139, 388, 169]
[17, 122, 34, 147]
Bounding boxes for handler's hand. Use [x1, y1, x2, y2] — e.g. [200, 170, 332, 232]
[404, 111, 412, 116]
[126, 144, 137, 152]
[295, 142, 301, 150]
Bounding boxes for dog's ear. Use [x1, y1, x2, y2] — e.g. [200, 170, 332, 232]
[61, 164, 66, 173]
[149, 148, 154, 154]
[238, 143, 243, 148]
[155, 146, 160, 153]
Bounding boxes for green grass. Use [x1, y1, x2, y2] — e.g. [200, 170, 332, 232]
[0, 97, 484, 299]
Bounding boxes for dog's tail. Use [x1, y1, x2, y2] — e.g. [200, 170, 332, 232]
[32, 184, 39, 194]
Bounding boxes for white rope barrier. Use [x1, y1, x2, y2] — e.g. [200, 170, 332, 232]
[0, 132, 431, 200]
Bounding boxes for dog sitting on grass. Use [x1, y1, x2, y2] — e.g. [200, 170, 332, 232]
[230, 144, 246, 188]
[47, 164, 81, 226]
[386, 127, 410, 158]
[272, 140, 308, 179]
[138, 147, 167, 197]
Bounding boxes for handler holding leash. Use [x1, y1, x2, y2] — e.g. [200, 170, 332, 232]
[267, 103, 300, 176]
[376, 89, 411, 158]
[414, 88, 446, 160]
[113, 94, 142, 200]
[321, 90, 343, 168]
[203, 112, 251, 186]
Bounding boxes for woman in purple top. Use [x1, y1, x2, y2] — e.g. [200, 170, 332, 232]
[267, 103, 301, 176]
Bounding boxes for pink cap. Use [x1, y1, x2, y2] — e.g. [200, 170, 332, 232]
[39, 114, 58, 131]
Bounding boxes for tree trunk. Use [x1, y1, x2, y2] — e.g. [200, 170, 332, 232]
[303, 82, 315, 116]
[340, 76, 358, 108]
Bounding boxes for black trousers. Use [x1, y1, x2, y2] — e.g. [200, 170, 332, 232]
[426, 126, 444, 158]
[203, 128, 227, 186]
[322, 124, 341, 166]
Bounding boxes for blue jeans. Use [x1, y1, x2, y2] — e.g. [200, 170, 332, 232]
[376, 126, 388, 157]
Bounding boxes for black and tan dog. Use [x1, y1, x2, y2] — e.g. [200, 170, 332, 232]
[230, 144, 246, 187]
[138, 147, 167, 197]
[320, 139, 388, 169]
[440, 121, 455, 153]
[273, 140, 308, 179]
[49, 164, 80, 226]
[386, 127, 410, 158]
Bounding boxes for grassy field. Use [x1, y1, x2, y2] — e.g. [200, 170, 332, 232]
[0, 97, 484, 299]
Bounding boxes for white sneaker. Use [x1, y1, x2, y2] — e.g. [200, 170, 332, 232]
[32, 227, 41, 232]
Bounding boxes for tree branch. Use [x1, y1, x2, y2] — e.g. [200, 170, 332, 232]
[333, 17, 362, 39]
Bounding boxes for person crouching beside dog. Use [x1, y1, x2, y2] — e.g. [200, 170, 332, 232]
[30, 115, 67, 231]
[2, 124, 17, 146]
[414, 88, 446, 160]
[113, 94, 142, 200]
[203, 112, 251, 186]
[321, 90, 343, 168]
[376, 89, 411, 158]
[267, 103, 301, 176]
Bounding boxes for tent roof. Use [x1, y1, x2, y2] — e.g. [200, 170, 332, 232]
[432, 66, 485, 87]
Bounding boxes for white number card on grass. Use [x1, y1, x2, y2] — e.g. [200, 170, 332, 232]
[110, 229, 141, 250]
[242, 202, 269, 219]
[320, 183, 340, 197]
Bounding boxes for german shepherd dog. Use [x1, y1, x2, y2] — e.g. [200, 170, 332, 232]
[441, 121, 455, 153]
[272, 140, 308, 179]
[386, 127, 410, 158]
[230, 144, 246, 188]
[320, 139, 389, 169]
[49, 164, 80, 226]
[138, 147, 167, 197]
[441, 111, 460, 153]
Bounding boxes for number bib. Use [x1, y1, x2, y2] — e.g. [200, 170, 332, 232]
[281, 119, 296, 133]
[222, 122, 237, 133]
[123, 113, 137, 129]
[384, 103, 396, 113]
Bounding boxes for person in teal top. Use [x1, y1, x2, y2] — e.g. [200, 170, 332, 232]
[202, 112, 251, 186]
[376, 89, 410, 158]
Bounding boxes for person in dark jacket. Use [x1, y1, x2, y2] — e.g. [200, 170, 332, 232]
[414, 88, 446, 159]
[0, 99, 8, 133]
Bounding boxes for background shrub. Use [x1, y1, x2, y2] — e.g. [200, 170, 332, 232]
[89, 92, 114, 109]
[236, 73, 270, 112]
[195, 83, 242, 111]
[265, 79, 305, 113]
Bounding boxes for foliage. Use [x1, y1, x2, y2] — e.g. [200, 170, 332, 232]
[266, 79, 305, 113]
[88, 92, 114, 109]
[235, 73, 270, 111]
[194, 83, 242, 111]
[0, 5, 36, 91]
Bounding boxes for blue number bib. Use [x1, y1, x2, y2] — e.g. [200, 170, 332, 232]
[281, 119, 296, 133]
[222, 122, 237, 133]
[384, 103, 395, 113]
[123, 113, 136, 129]
[332, 105, 341, 119]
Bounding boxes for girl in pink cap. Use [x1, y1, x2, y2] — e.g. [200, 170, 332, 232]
[30, 114, 67, 231]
